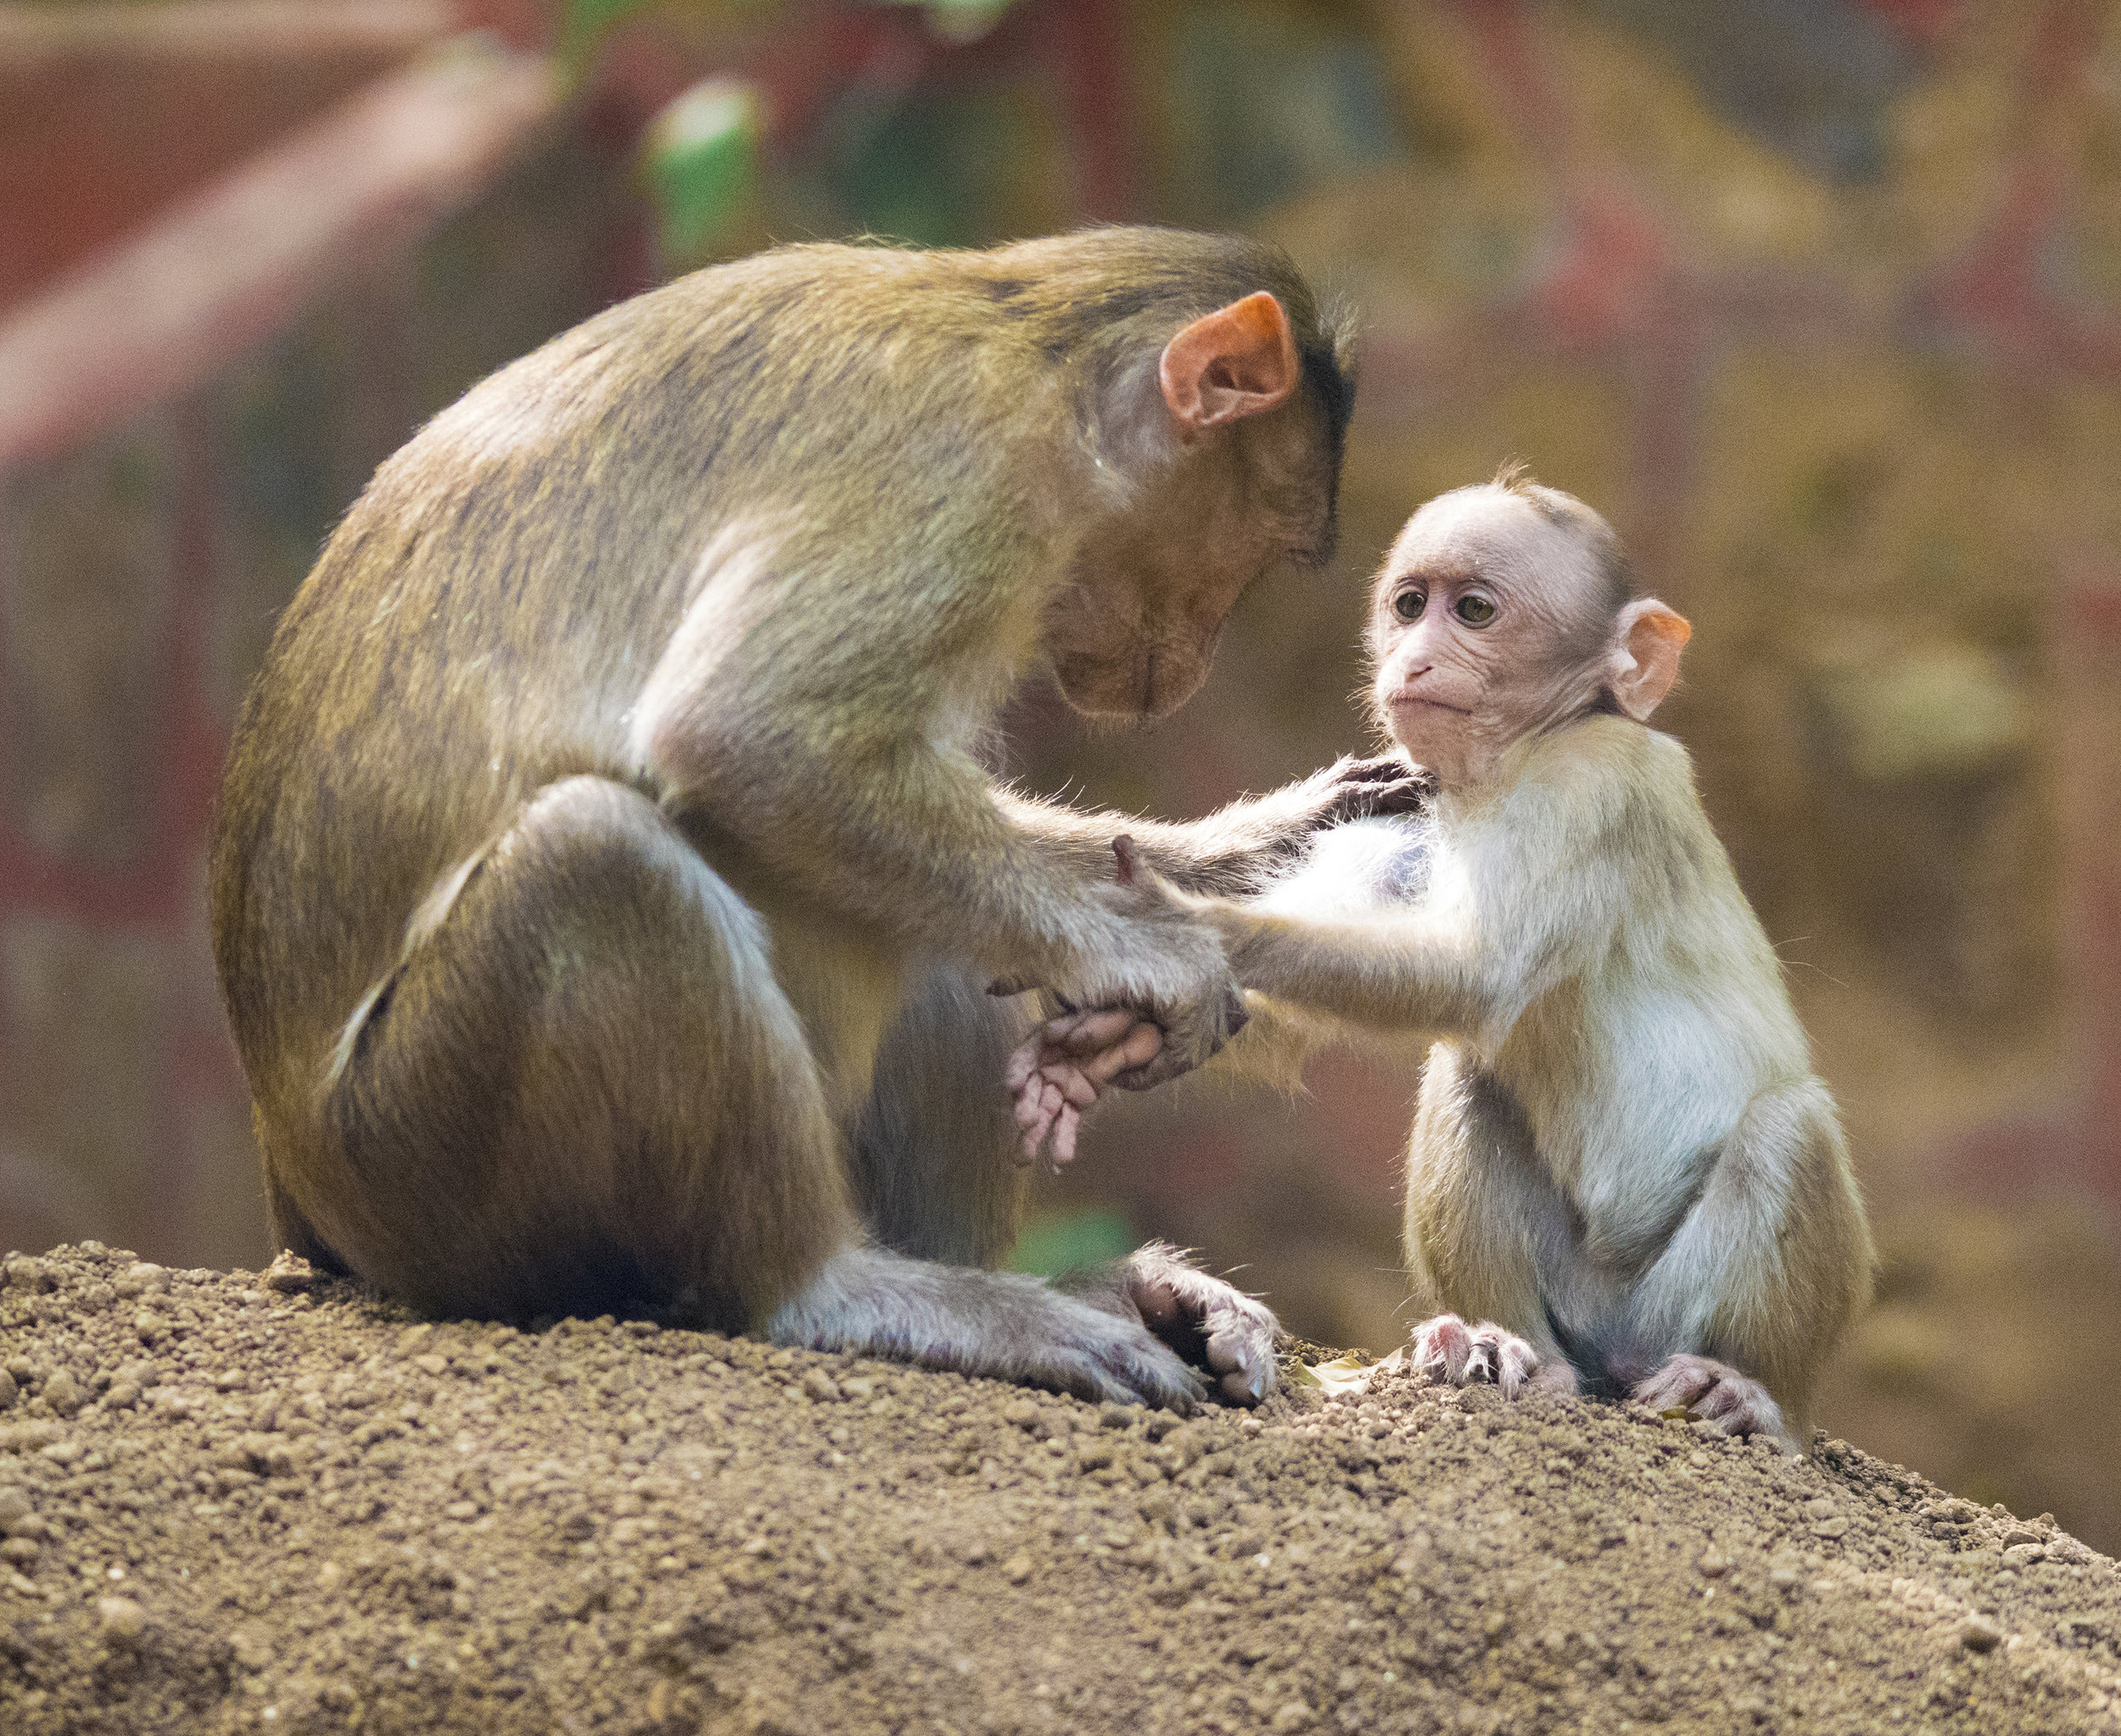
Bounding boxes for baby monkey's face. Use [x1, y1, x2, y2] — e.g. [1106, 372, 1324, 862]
[1367, 484, 1618, 789]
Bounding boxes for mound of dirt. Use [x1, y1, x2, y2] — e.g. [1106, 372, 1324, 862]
[2, 1243, 2118, 1735]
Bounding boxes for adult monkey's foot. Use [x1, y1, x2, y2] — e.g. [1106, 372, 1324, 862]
[1066, 1241, 1279, 1405]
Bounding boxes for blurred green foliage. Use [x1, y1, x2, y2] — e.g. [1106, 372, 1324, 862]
[1006, 1206, 1138, 1280]
[565, 0, 1028, 262]
[643, 77, 761, 259]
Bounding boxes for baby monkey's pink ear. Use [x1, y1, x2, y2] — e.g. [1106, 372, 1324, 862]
[1158, 293, 1300, 433]
[1608, 600, 1691, 721]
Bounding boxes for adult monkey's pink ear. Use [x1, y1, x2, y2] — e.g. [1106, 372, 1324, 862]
[1158, 292, 1300, 434]
[1608, 600, 1691, 721]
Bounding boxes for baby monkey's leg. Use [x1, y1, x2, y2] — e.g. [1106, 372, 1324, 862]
[1622, 1078, 1872, 1455]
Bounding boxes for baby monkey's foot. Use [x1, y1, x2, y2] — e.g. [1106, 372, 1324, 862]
[1632, 1354, 1788, 1445]
[1411, 1313, 1541, 1399]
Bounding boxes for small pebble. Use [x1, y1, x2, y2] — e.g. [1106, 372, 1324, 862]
[97, 1597, 147, 1644]
[1959, 1615, 2004, 1654]
[261, 1252, 318, 1294]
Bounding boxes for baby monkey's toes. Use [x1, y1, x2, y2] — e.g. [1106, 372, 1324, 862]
[1632, 1353, 1792, 1448]
[1411, 1313, 1541, 1399]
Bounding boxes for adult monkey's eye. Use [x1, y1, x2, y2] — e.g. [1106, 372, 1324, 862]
[1392, 587, 1427, 623]
[1454, 593, 1497, 626]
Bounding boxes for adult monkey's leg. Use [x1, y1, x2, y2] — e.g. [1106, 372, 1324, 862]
[307, 774, 852, 1327]
[848, 962, 1033, 1269]
[849, 966, 1279, 1403]
[308, 778, 1207, 1405]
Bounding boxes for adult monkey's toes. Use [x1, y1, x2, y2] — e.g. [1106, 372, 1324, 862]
[1116, 1240, 1279, 1405]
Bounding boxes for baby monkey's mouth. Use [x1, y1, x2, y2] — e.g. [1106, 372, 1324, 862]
[1385, 690, 1473, 716]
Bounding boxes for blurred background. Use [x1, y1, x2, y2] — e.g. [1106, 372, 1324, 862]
[3, 0, 2118, 1546]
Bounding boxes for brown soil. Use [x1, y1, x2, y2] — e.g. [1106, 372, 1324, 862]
[3, 1245, 2119, 1735]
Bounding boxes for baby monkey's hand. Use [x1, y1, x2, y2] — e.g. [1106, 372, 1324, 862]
[1004, 1006, 1163, 1172]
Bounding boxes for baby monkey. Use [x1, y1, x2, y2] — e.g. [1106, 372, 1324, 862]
[1016, 468, 1873, 1451]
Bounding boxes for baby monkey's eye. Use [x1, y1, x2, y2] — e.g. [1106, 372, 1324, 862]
[1453, 593, 1497, 627]
[1391, 588, 1427, 622]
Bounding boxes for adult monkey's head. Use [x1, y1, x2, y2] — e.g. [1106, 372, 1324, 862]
[1002, 229, 1357, 720]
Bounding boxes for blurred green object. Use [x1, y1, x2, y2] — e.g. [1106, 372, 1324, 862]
[825, 84, 1067, 249]
[644, 77, 763, 262]
[887, 0, 1017, 43]
[1007, 1206, 1137, 1279]
[558, 0, 773, 70]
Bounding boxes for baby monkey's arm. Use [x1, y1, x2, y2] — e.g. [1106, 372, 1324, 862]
[1005, 834, 1485, 1166]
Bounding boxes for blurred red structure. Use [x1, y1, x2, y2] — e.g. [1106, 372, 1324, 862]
[0, 0, 2114, 1268]
[0, 0, 1147, 1262]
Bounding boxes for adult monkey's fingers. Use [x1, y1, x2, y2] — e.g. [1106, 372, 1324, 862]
[1002, 1028, 1047, 1094]
[1048, 1102, 1081, 1170]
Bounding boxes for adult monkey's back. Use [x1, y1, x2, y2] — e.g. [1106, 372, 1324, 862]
[211, 229, 1379, 1408]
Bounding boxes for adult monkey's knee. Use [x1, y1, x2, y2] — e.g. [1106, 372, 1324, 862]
[282, 776, 850, 1325]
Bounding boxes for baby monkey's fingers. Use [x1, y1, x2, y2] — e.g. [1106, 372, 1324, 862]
[1111, 988, 1247, 1091]
[1079, 1019, 1165, 1084]
[1043, 1006, 1150, 1061]
[1005, 1016, 1162, 1171]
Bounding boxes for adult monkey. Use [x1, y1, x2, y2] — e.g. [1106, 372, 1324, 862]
[211, 229, 1404, 1408]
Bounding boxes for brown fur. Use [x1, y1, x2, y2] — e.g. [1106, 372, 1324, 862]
[210, 230, 1365, 1404]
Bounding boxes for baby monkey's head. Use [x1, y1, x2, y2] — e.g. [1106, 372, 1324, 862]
[1367, 465, 1691, 791]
